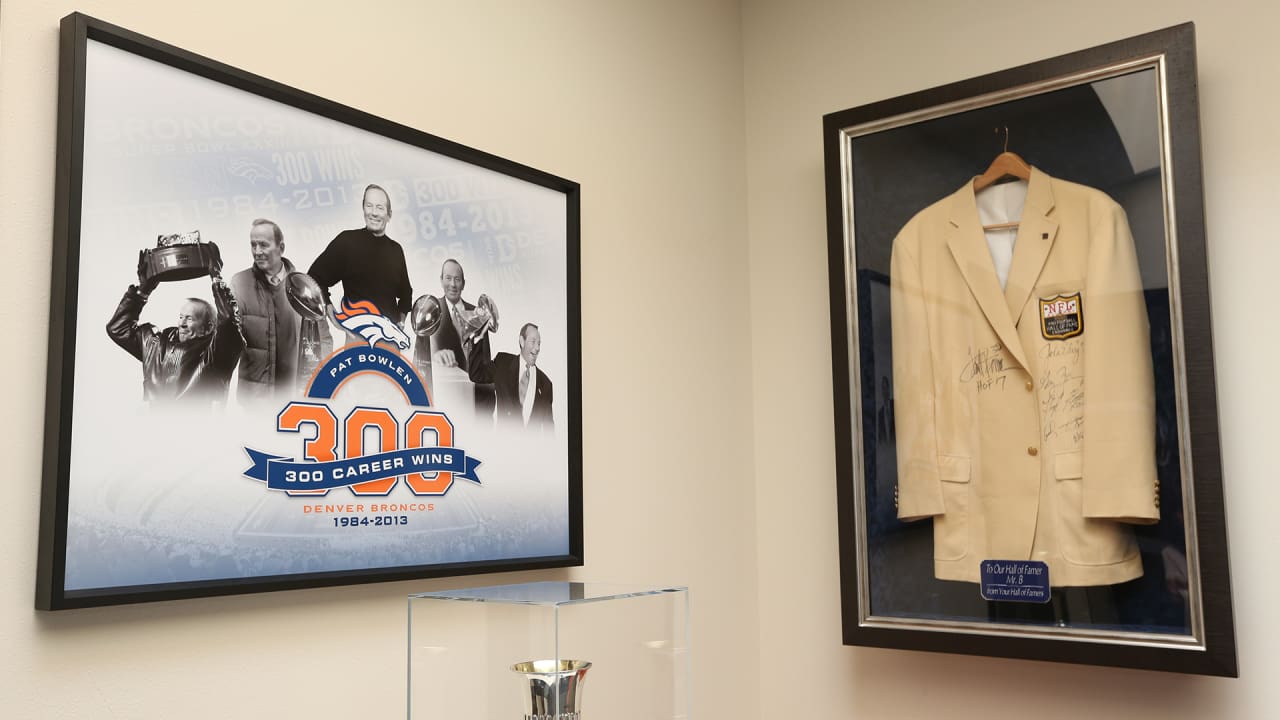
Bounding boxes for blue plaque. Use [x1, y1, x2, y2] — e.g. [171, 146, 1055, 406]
[980, 560, 1051, 603]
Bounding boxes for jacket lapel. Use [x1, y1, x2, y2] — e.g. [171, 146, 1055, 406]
[1003, 168, 1059, 328]
[945, 183, 1030, 371]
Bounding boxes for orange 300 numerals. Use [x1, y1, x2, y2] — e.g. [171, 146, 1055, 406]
[276, 402, 455, 497]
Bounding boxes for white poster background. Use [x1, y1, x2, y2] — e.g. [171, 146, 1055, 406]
[63, 41, 571, 591]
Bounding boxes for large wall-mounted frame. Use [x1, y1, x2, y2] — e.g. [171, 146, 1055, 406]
[824, 23, 1236, 675]
[37, 13, 582, 610]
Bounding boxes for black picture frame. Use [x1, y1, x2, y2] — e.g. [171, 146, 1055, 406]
[37, 13, 583, 610]
[823, 23, 1236, 676]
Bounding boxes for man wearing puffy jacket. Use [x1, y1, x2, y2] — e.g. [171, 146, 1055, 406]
[229, 218, 330, 401]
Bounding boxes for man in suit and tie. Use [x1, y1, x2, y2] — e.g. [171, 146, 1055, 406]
[468, 322, 553, 433]
[430, 258, 495, 416]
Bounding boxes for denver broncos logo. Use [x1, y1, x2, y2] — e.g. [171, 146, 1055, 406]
[334, 299, 411, 350]
[226, 157, 274, 185]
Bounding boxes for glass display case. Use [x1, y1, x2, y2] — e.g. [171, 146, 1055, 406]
[408, 582, 689, 719]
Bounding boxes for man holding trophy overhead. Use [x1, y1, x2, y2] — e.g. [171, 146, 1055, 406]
[106, 231, 246, 404]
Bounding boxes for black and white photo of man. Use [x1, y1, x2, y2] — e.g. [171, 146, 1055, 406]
[230, 218, 331, 400]
[307, 183, 413, 326]
[431, 258, 496, 415]
[107, 257, 245, 404]
[468, 322, 553, 433]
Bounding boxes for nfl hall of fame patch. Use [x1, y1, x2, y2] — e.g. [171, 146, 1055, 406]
[1039, 292, 1083, 340]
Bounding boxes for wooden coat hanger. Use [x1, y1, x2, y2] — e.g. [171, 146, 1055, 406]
[974, 127, 1031, 231]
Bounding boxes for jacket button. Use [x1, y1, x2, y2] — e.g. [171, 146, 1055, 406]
[1027, 447, 1039, 457]
[1025, 379, 1034, 391]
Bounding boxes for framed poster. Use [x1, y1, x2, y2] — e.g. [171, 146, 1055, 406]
[36, 13, 582, 609]
[824, 24, 1236, 675]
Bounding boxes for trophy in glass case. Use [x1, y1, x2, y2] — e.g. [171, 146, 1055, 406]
[408, 582, 689, 720]
[511, 659, 591, 720]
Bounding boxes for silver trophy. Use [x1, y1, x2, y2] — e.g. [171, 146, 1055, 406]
[139, 230, 223, 284]
[455, 293, 500, 344]
[409, 294, 444, 391]
[511, 659, 591, 720]
[284, 272, 330, 392]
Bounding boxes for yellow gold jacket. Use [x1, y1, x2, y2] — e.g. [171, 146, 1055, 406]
[890, 167, 1159, 587]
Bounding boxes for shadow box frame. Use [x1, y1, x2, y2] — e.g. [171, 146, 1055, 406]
[37, 13, 583, 610]
[823, 23, 1236, 676]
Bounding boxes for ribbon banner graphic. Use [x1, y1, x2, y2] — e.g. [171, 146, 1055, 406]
[244, 447, 481, 492]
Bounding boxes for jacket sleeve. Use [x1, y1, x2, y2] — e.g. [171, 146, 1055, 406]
[1081, 202, 1159, 523]
[106, 285, 153, 361]
[467, 346, 498, 384]
[473, 329, 493, 365]
[395, 245, 413, 320]
[210, 278, 247, 375]
[890, 229, 945, 521]
[306, 235, 342, 306]
[542, 373, 554, 431]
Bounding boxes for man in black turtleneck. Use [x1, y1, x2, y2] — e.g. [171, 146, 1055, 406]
[307, 183, 413, 327]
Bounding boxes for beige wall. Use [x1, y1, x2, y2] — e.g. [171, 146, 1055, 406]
[4, 0, 1278, 717]
[0, 1, 756, 717]
[744, 0, 1280, 717]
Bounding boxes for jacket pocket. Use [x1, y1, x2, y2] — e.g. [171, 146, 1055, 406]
[1054, 451, 1138, 566]
[939, 454, 970, 483]
[1055, 451, 1082, 480]
[933, 454, 970, 561]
